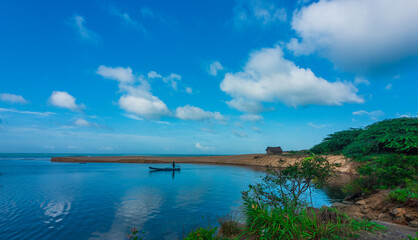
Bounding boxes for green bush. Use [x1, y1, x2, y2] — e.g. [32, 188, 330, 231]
[242, 196, 383, 239]
[389, 179, 418, 203]
[184, 227, 218, 240]
[343, 118, 418, 158]
[311, 118, 418, 157]
[311, 128, 363, 154]
[343, 154, 418, 194]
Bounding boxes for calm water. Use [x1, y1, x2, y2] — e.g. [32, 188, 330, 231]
[0, 158, 339, 240]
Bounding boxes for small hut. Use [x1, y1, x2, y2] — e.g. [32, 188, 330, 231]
[266, 146, 283, 155]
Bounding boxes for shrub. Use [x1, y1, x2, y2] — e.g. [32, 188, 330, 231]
[184, 227, 220, 240]
[345, 154, 418, 194]
[389, 179, 418, 203]
[343, 118, 418, 158]
[311, 128, 363, 154]
[246, 155, 339, 210]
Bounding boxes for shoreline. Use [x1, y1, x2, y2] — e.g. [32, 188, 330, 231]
[51, 153, 356, 174]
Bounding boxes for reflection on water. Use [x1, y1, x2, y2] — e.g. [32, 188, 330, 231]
[0, 158, 350, 240]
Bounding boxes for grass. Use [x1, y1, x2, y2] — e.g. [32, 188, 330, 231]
[242, 198, 385, 240]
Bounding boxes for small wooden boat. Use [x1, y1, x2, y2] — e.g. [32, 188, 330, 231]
[149, 166, 180, 171]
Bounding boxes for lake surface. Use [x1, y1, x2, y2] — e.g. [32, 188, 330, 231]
[0, 158, 340, 240]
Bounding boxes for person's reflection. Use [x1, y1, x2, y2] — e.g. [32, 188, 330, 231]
[148, 170, 177, 179]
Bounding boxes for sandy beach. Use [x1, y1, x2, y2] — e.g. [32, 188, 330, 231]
[51, 153, 356, 174]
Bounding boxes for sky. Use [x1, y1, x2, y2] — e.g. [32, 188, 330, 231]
[0, 0, 417, 154]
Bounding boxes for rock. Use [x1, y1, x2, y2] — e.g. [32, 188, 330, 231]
[407, 220, 418, 228]
[378, 213, 386, 219]
[361, 208, 370, 214]
[405, 214, 415, 222]
[356, 200, 367, 205]
[332, 202, 346, 208]
[390, 208, 407, 217]
[342, 201, 354, 205]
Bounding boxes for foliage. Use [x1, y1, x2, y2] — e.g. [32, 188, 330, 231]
[389, 179, 418, 203]
[245, 155, 339, 210]
[126, 227, 143, 240]
[344, 118, 418, 157]
[310, 118, 418, 157]
[242, 196, 383, 240]
[183, 227, 218, 240]
[344, 154, 418, 194]
[311, 128, 363, 154]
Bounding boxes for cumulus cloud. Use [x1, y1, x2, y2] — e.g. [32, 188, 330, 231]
[119, 95, 169, 120]
[353, 110, 384, 120]
[48, 91, 84, 111]
[97, 66, 170, 120]
[288, 0, 418, 70]
[175, 105, 224, 121]
[96, 65, 134, 83]
[147, 71, 181, 91]
[234, 0, 287, 28]
[71, 15, 100, 44]
[195, 142, 214, 150]
[240, 114, 263, 122]
[220, 46, 363, 113]
[0, 93, 28, 104]
[385, 84, 392, 90]
[208, 61, 224, 76]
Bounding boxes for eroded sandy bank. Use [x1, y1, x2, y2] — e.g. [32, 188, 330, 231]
[51, 153, 356, 174]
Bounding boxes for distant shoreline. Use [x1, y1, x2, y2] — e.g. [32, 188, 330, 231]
[51, 153, 356, 174]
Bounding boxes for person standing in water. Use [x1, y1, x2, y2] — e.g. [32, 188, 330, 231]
[172, 161, 175, 169]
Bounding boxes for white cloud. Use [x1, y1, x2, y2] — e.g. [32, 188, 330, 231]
[97, 66, 170, 120]
[74, 118, 90, 127]
[208, 61, 224, 76]
[234, 0, 287, 28]
[119, 95, 170, 120]
[0, 108, 55, 116]
[252, 127, 261, 133]
[48, 91, 83, 111]
[308, 122, 329, 128]
[71, 15, 100, 44]
[123, 114, 144, 121]
[175, 105, 224, 121]
[220, 46, 363, 113]
[147, 71, 162, 79]
[195, 142, 214, 150]
[354, 77, 370, 86]
[185, 87, 193, 94]
[109, 6, 148, 36]
[147, 71, 181, 91]
[385, 83, 392, 90]
[240, 114, 263, 122]
[97, 65, 134, 83]
[352, 110, 384, 120]
[0, 93, 28, 104]
[289, 0, 418, 70]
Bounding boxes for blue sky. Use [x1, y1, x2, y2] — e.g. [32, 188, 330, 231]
[0, 0, 417, 154]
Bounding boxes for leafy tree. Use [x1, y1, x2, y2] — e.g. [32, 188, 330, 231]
[311, 128, 363, 154]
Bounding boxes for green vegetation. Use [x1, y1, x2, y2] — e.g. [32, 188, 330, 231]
[311, 118, 418, 194]
[388, 179, 418, 203]
[184, 227, 219, 240]
[240, 155, 382, 240]
[312, 118, 418, 157]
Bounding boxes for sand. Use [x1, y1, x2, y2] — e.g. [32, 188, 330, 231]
[51, 153, 356, 174]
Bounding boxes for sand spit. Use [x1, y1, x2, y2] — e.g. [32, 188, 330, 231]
[51, 153, 355, 174]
